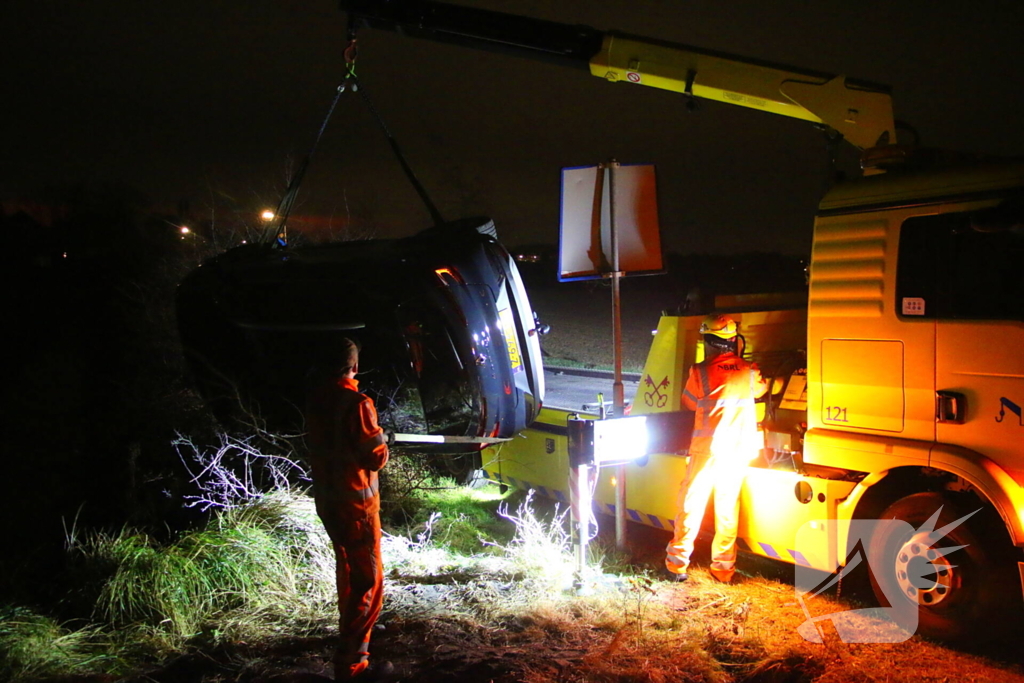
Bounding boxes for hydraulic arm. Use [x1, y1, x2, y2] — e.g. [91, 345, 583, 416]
[341, 0, 896, 151]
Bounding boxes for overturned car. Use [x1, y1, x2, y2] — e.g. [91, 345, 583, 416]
[176, 218, 544, 470]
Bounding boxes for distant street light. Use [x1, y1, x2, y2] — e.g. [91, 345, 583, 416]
[261, 209, 275, 222]
[180, 226, 190, 235]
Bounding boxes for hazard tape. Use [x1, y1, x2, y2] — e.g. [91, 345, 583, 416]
[482, 470, 568, 503]
[737, 538, 810, 566]
[481, 469, 674, 530]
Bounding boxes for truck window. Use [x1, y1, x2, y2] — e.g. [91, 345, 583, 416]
[897, 208, 1024, 321]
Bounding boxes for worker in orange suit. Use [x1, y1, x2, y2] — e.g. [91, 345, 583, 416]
[305, 338, 392, 681]
[666, 314, 767, 583]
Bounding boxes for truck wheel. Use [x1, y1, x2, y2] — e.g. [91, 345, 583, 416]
[867, 492, 1016, 642]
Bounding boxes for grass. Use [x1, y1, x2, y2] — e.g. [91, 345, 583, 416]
[6, 453, 1024, 682]
[23, 488, 337, 677]
[0, 467, 604, 681]
[411, 482, 518, 552]
[531, 284, 664, 373]
[543, 356, 644, 375]
[381, 449, 524, 555]
[0, 608, 117, 681]
[0, 461, 563, 681]
[72, 491, 336, 644]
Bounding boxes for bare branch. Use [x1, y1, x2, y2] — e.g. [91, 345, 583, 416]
[172, 430, 310, 511]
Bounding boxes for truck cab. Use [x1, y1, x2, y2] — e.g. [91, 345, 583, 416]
[805, 160, 1024, 530]
[728, 158, 1024, 641]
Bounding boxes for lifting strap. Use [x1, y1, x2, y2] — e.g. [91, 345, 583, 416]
[261, 61, 350, 246]
[263, 39, 445, 246]
[351, 71, 446, 228]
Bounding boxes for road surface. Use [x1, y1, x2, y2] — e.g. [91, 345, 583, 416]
[543, 367, 642, 415]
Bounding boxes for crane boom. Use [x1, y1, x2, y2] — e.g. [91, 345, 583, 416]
[341, 0, 896, 151]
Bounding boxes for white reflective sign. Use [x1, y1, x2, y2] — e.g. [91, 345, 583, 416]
[559, 163, 663, 282]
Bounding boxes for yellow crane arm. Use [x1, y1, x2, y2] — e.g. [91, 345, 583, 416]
[591, 34, 895, 150]
[343, 0, 897, 151]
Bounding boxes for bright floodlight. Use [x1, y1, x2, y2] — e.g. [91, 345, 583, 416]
[568, 415, 649, 467]
[261, 209, 276, 221]
[594, 416, 648, 463]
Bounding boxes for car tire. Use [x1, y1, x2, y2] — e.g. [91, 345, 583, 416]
[441, 451, 483, 485]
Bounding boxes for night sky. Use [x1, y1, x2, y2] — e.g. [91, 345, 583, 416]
[5, 0, 1024, 255]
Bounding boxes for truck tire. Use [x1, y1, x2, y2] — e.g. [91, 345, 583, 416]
[867, 492, 1017, 642]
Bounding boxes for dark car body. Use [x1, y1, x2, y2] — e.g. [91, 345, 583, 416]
[177, 218, 544, 452]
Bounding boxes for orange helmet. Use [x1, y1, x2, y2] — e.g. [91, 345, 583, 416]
[699, 314, 738, 340]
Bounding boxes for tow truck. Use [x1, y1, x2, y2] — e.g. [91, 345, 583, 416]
[342, 0, 1024, 641]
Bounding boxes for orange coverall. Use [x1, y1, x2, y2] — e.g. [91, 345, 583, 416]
[665, 352, 767, 582]
[306, 377, 389, 680]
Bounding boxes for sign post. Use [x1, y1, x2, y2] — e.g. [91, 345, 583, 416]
[559, 161, 662, 551]
[567, 414, 651, 590]
[607, 161, 628, 550]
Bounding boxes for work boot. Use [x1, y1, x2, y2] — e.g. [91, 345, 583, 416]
[352, 661, 395, 681]
[663, 567, 688, 583]
[334, 656, 368, 681]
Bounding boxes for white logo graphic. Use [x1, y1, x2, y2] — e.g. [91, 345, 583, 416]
[794, 507, 979, 643]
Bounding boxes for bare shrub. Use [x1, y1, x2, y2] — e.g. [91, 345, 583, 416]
[172, 431, 310, 511]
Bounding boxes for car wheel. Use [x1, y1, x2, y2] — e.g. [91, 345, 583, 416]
[441, 451, 483, 485]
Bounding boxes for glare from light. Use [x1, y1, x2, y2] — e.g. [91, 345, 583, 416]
[470, 485, 508, 502]
[180, 226, 190, 235]
[609, 476, 618, 487]
[593, 416, 648, 464]
[261, 209, 276, 221]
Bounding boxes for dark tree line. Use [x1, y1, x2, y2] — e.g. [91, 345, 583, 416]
[3, 184, 218, 595]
